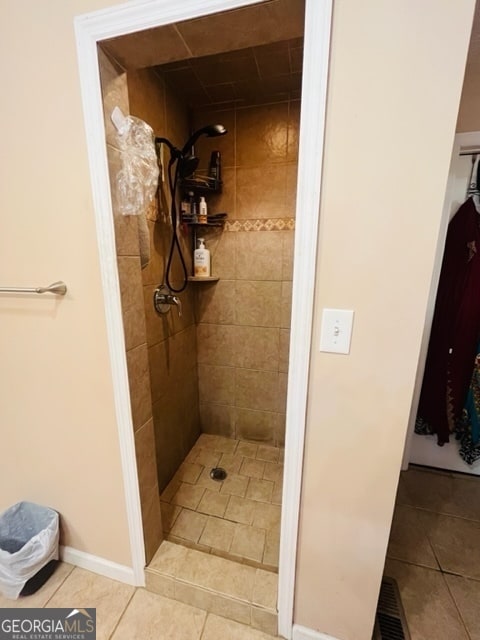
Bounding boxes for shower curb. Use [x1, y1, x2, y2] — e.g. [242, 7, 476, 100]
[144, 540, 277, 635]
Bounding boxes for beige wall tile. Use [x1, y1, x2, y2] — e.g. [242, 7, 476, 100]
[235, 408, 277, 445]
[197, 323, 236, 366]
[98, 48, 129, 149]
[210, 594, 251, 626]
[279, 329, 290, 373]
[235, 232, 283, 281]
[235, 281, 281, 327]
[143, 283, 171, 346]
[263, 528, 280, 569]
[280, 281, 292, 328]
[281, 230, 295, 280]
[117, 256, 147, 350]
[135, 419, 159, 494]
[206, 226, 237, 279]
[234, 326, 280, 372]
[274, 413, 286, 448]
[126, 343, 153, 431]
[149, 540, 188, 576]
[277, 373, 288, 413]
[236, 369, 280, 413]
[236, 103, 288, 167]
[127, 68, 166, 134]
[145, 572, 175, 598]
[235, 165, 287, 219]
[193, 108, 236, 170]
[287, 100, 301, 163]
[195, 280, 236, 325]
[253, 569, 278, 610]
[110, 589, 206, 640]
[160, 502, 181, 533]
[170, 509, 208, 543]
[174, 581, 213, 611]
[199, 402, 236, 438]
[198, 364, 235, 405]
[199, 516, 237, 551]
[176, 548, 256, 602]
[251, 606, 278, 636]
[285, 163, 298, 216]
[139, 483, 163, 564]
[230, 524, 266, 563]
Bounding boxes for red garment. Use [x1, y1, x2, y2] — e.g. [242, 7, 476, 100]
[418, 197, 480, 445]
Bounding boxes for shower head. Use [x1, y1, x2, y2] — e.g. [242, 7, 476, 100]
[181, 124, 227, 155]
[178, 155, 199, 179]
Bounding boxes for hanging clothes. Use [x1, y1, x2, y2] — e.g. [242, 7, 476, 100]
[457, 340, 480, 464]
[416, 196, 480, 446]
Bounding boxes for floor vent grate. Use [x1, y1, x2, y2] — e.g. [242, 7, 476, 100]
[373, 577, 411, 640]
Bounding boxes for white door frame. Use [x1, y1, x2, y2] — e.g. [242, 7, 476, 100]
[74, 1, 332, 637]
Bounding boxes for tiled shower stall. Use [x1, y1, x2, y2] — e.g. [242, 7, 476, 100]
[99, 44, 299, 567]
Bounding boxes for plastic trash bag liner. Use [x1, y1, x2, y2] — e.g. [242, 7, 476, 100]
[114, 114, 159, 216]
[0, 501, 59, 599]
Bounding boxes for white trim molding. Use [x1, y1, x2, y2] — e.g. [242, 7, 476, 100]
[293, 625, 341, 640]
[74, 2, 332, 637]
[60, 546, 138, 586]
[278, 0, 332, 638]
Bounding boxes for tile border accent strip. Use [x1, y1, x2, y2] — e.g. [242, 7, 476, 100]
[225, 218, 295, 232]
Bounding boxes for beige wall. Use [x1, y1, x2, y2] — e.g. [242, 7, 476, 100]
[294, 1, 475, 639]
[192, 102, 299, 446]
[0, 0, 132, 566]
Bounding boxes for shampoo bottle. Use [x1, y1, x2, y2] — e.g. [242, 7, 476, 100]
[194, 238, 211, 277]
[198, 196, 207, 224]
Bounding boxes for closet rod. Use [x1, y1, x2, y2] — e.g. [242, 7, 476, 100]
[0, 281, 67, 295]
[460, 148, 480, 156]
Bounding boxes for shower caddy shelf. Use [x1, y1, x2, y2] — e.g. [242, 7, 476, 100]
[184, 220, 226, 284]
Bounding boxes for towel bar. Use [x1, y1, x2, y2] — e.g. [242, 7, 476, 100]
[0, 281, 67, 296]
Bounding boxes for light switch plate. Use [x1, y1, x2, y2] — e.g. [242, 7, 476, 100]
[319, 308, 354, 354]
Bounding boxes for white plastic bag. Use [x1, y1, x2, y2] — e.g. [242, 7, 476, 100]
[0, 501, 59, 599]
[113, 112, 159, 216]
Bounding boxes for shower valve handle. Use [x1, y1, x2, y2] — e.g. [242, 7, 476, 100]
[153, 285, 182, 317]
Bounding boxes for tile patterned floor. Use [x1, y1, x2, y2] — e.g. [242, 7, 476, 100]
[0, 564, 277, 640]
[160, 434, 284, 572]
[385, 465, 480, 640]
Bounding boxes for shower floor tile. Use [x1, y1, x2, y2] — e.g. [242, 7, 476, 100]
[160, 435, 284, 572]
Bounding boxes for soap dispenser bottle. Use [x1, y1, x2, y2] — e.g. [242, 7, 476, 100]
[194, 237, 211, 277]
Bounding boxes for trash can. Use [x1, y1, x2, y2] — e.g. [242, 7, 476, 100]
[0, 501, 59, 599]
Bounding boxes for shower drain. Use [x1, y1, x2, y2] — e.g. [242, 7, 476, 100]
[210, 467, 227, 481]
[373, 577, 411, 640]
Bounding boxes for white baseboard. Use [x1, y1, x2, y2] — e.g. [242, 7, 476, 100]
[60, 546, 143, 587]
[293, 625, 341, 640]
